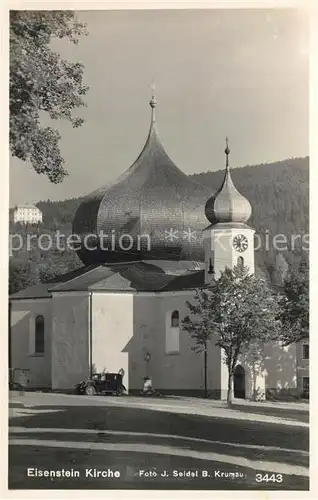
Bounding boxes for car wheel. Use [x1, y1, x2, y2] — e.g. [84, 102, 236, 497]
[85, 385, 96, 396]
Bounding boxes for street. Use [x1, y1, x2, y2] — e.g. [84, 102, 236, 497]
[9, 393, 309, 490]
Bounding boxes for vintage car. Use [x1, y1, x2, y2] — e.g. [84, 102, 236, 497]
[75, 373, 126, 396]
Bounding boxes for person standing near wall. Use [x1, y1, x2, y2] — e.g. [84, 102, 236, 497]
[142, 376, 154, 394]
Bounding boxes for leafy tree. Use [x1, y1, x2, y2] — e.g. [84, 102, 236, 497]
[279, 260, 309, 345]
[182, 288, 211, 398]
[183, 267, 281, 405]
[37, 262, 64, 283]
[37, 251, 81, 283]
[273, 252, 289, 286]
[10, 10, 89, 182]
[9, 258, 37, 294]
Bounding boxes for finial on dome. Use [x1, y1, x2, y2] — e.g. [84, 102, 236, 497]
[204, 138, 252, 225]
[225, 136, 230, 169]
[149, 82, 157, 122]
[149, 82, 157, 107]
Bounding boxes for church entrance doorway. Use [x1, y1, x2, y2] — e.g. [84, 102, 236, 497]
[234, 365, 245, 399]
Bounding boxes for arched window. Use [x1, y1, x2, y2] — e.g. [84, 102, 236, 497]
[237, 256, 244, 268]
[171, 310, 179, 328]
[35, 315, 45, 353]
[166, 310, 180, 354]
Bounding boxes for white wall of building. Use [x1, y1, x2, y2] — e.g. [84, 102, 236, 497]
[204, 226, 255, 283]
[91, 292, 134, 390]
[219, 342, 298, 401]
[51, 292, 89, 390]
[130, 292, 222, 395]
[10, 299, 52, 388]
[12, 205, 43, 224]
[9, 289, 305, 398]
[264, 342, 297, 392]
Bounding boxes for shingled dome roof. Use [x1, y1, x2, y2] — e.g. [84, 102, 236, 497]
[73, 94, 209, 265]
[205, 139, 252, 225]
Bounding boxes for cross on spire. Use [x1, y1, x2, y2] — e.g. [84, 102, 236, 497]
[151, 80, 156, 97]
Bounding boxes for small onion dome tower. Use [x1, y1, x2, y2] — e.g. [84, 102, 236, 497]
[203, 138, 255, 283]
[204, 138, 252, 225]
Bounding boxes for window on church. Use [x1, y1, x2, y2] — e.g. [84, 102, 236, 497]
[302, 344, 309, 360]
[166, 311, 180, 354]
[35, 315, 45, 354]
[171, 310, 179, 328]
[302, 376, 309, 396]
[237, 256, 244, 268]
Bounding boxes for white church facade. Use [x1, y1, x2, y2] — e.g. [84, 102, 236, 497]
[9, 96, 308, 399]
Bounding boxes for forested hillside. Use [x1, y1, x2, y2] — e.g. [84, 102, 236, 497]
[9, 156, 309, 293]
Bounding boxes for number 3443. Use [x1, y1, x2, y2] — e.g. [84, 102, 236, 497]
[255, 473, 283, 483]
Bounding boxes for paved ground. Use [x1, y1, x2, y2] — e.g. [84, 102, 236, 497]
[8, 393, 309, 491]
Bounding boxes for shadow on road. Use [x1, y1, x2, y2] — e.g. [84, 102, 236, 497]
[230, 402, 309, 423]
[9, 404, 309, 490]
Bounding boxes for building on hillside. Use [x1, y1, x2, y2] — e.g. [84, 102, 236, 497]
[11, 204, 43, 225]
[9, 95, 309, 399]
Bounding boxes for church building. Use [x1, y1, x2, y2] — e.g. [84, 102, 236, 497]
[9, 95, 308, 399]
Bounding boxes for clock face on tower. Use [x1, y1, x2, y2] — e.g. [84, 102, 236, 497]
[232, 234, 248, 253]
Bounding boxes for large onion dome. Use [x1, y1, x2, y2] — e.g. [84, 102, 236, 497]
[205, 138, 252, 225]
[73, 94, 209, 265]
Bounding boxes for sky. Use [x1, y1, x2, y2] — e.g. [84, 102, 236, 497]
[9, 8, 309, 206]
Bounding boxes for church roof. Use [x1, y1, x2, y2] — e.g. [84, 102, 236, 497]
[10, 255, 271, 300]
[9, 261, 206, 299]
[10, 282, 54, 300]
[50, 261, 205, 293]
[72, 94, 209, 265]
[9, 265, 100, 299]
[12, 203, 41, 211]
